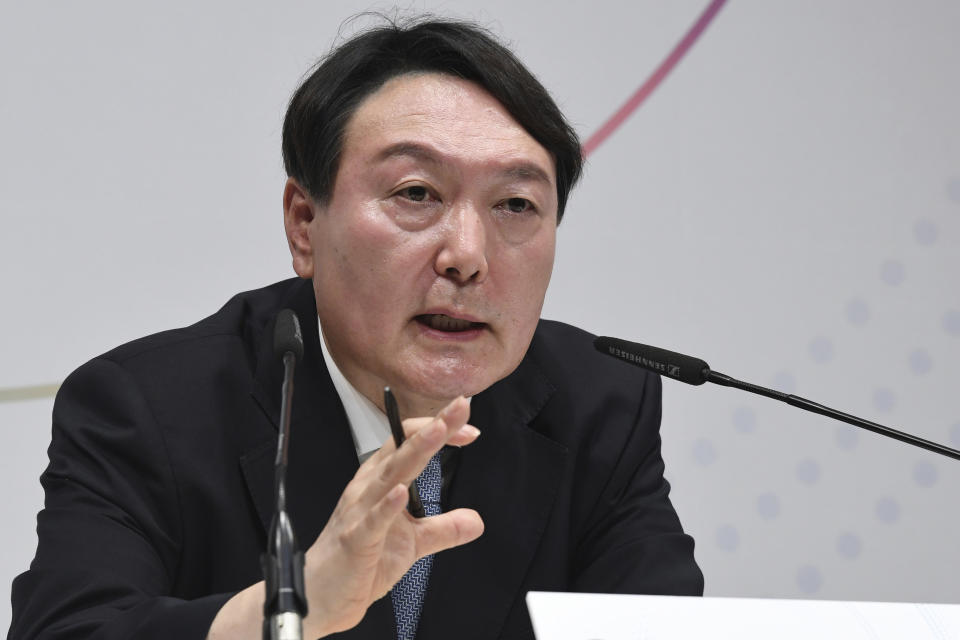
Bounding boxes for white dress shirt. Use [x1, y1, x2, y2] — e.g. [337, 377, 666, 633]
[317, 323, 392, 463]
[317, 321, 470, 464]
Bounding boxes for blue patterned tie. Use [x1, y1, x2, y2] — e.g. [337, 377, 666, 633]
[391, 451, 442, 640]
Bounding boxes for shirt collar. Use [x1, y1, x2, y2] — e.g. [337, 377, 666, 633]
[317, 322, 391, 462]
[316, 320, 472, 462]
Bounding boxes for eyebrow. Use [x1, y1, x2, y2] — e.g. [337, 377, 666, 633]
[374, 141, 554, 187]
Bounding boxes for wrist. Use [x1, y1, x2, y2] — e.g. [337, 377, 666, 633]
[206, 581, 265, 640]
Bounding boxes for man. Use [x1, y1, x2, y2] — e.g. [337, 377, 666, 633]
[10, 17, 702, 640]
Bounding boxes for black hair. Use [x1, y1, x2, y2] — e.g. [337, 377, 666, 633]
[282, 16, 582, 222]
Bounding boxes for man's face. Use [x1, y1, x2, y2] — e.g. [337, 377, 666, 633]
[286, 72, 558, 415]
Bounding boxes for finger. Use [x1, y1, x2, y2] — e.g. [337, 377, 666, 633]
[348, 418, 442, 513]
[413, 508, 484, 557]
[400, 417, 432, 437]
[397, 396, 469, 438]
[354, 397, 476, 505]
[396, 395, 473, 473]
[352, 426, 479, 499]
[446, 423, 481, 447]
[364, 396, 477, 468]
[401, 418, 480, 447]
[345, 483, 409, 550]
[364, 395, 473, 475]
[366, 398, 465, 499]
[433, 395, 470, 436]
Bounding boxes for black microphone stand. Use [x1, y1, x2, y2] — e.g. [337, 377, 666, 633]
[262, 348, 308, 639]
[596, 336, 960, 462]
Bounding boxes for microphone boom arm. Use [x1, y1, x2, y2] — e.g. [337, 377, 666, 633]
[595, 336, 960, 462]
[706, 369, 960, 462]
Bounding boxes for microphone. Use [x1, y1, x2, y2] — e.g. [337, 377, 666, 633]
[595, 335, 960, 462]
[262, 309, 308, 640]
[274, 308, 305, 362]
[594, 336, 710, 386]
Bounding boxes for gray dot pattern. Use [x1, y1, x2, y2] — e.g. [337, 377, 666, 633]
[796, 458, 820, 485]
[948, 177, 960, 203]
[837, 533, 862, 559]
[716, 524, 739, 552]
[913, 219, 938, 245]
[876, 497, 900, 524]
[772, 371, 796, 394]
[880, 259, 905, 286]
[796, 565, 823, 594]
[908, 349, 932, 375]
[732, 406, 756, 433]
[692, 438, 716, 466]
[872, 388, 895, 412]
[757, 493, 780, 519]
[913, 460, 938, 487]
[944, 310, 960, 337]
[809, 336, 834, 364]
[845, 298, 870, 326]
[751, 176, 956, 601]
[836, 425, 859, 450]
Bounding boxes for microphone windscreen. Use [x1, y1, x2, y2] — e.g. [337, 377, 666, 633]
[594, 336, 710, 386]
[274, 309, 304, 361]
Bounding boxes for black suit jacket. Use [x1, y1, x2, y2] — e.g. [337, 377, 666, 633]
[10, 278, 702, 640]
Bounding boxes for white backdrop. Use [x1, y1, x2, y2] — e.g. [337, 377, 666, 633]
[2, 0, 959, 632]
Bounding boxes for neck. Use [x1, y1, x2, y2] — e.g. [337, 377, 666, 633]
[318, 326, 450, 420]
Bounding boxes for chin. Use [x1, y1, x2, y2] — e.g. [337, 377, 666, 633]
[402, 359, 507, 404]
[411, 376, 485, 403]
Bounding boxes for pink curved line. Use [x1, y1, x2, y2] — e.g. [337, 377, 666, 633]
[582, 0, 728, 158]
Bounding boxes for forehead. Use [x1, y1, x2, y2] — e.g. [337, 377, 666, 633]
[341, 73, 556, 181]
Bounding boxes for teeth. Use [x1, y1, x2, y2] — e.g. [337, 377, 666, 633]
[426, 314, 474, 331]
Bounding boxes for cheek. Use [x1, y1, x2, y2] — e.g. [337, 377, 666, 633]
[314, 208, 437, 309]
[498, 234, 556, 341]
[518, 231, 556, 295]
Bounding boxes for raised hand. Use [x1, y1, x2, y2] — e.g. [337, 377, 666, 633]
[207, 396, 484, 640]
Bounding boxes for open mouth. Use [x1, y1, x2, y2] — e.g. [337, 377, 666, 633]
[415, 314, 486, 333]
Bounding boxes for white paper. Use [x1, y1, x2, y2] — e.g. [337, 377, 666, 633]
[526, 591, 960, 640]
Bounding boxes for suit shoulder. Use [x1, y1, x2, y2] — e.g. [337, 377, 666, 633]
[529, 319, 660, 397]
[92, 278, 303, 367]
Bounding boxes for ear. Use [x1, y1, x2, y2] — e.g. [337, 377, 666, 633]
[283, 177, 319, 278]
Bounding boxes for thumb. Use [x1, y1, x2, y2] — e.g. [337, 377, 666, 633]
[413, 508, 484, 558]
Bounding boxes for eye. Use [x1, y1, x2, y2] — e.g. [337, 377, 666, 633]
[503, 197, 533, 214]
[399, 185, 431, 202]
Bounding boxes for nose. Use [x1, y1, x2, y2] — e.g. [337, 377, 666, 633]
[434, 205, 488, 284]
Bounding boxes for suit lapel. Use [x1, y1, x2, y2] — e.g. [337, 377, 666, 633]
[237, 279, 565, 640]
[417, 355, 566, 640]
[241, 278, 359, 540]
[239, 279, 397, 639]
